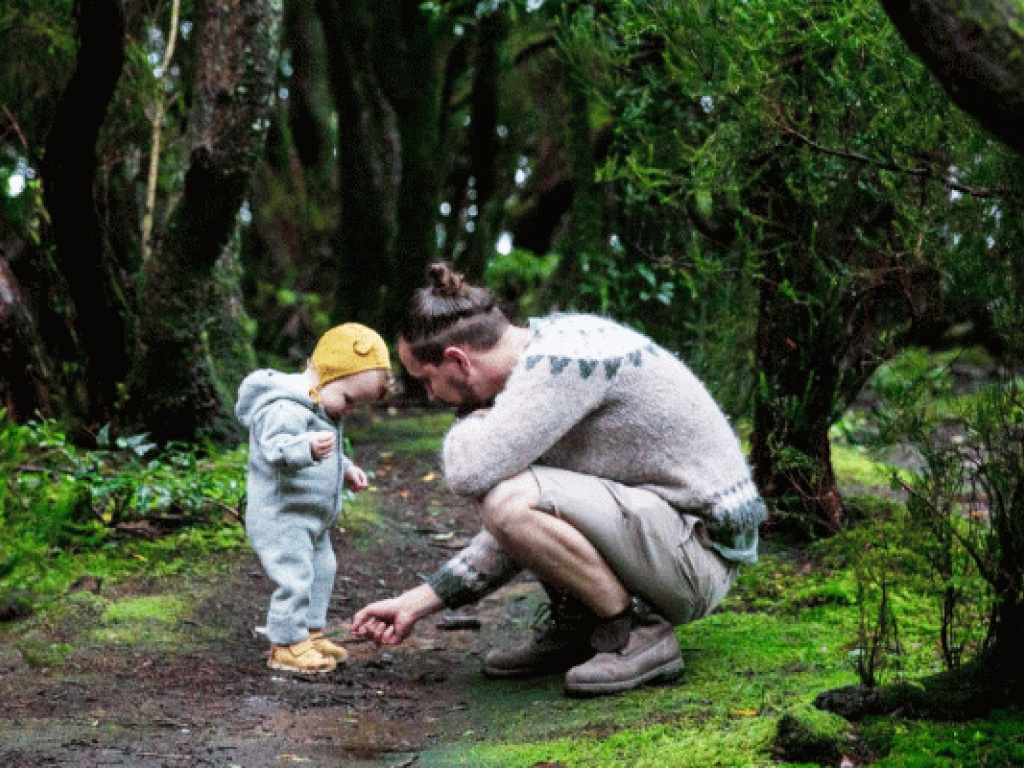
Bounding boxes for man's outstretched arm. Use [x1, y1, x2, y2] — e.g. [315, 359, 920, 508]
[351, 584, 443, 646]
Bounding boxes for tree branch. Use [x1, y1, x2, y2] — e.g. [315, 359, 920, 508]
[778, 124, 1015, 199]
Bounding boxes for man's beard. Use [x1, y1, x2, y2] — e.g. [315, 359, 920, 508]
[450, 376, 492, 417]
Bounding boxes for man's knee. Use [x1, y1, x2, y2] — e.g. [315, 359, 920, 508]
[479, 472, 540, 540]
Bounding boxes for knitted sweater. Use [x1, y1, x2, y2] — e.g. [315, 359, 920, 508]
[428, 313, 766, 608]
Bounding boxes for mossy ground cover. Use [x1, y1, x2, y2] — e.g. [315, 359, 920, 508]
[3, 408, 1024, 766]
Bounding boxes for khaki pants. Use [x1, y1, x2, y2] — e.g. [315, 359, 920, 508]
[530, 466, 738, 625]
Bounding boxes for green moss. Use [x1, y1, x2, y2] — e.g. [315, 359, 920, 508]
[831, 442, 896, 489]
[90, 594, 193, 647]
[349, 412, 453, 455]
[772, 702, 854, 764]
[422, 716, 778, 768]
[16, 637, 73, 668]
[866, 708, 1024, 767]
[100, 594, 188, 623]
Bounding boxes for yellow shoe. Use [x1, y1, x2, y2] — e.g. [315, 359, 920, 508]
[309, 629, 348, 664]
[268, 638, 336, 674]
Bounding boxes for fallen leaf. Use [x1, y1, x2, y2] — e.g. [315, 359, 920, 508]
[422, 472, 436, 482]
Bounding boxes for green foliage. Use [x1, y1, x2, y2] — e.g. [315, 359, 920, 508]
[556, 0, 1020, 536]
[483, 248, 560, 320]
[0, 0, 76, 146]
[849, 347, 1024, 672]
[0, 414, 246, 611]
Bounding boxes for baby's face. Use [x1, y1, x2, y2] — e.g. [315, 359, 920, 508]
[319, 369, 388, 419]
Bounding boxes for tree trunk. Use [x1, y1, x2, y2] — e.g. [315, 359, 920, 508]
[285, 0, 334, 185]
[987, 461, 1024, 680]
[880, 0, 1024, 155]
[316, 0, 400, 332]
[0, 248, 52, 419]
[126, 0, 280, 443]
[386, 5, 449, 336]
[39, 0, 128, 436]
[460, 10, 507, 282]
[750, 239, 846, 537]
[317, 0, 447, 338]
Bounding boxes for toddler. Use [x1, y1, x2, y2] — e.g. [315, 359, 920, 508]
[236, 323, 390, 673]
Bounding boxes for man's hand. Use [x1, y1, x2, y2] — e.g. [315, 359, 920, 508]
[351, 584, 443, 646]
[344, 464, 369, 492]
[309, 431, 335, 460]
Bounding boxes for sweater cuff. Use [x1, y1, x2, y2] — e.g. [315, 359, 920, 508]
[425, 566, 480, 609]
[710, 527, 760, 564]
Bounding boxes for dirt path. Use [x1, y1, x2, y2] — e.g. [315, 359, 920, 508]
[0, 417, 547, 767]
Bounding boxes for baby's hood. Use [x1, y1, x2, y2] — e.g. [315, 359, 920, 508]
[235, 370, 315, 428]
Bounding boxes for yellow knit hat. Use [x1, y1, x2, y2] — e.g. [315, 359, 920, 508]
[310, 323, 391, 392]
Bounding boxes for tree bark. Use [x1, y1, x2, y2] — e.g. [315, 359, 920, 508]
[460, 10, 508, 281]
[126, 0, 280, 443]
[317, 0, 446, 338]
[387, 5, 450, 335]
[285, 0, 334, 183]
[317, 0, 400, 332]
[39, 0, 128, 434]
[880, 0, 1024, 155]
[0, 247, 52, 419]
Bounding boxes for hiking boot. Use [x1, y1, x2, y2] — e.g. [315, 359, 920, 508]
[268, 638, 337, 674]
[309, 630, 348, 664]
[564, 613, 682, 696]
[483, 590, 597, 679]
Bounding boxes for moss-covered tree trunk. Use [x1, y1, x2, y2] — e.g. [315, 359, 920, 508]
[39, 0, 129, 435]
[748, 151, 846, 537]
[126, 0, 280, 443]
[880, 0, 1024, 155]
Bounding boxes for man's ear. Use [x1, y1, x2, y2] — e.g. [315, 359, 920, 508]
[443, 346, 472, 374]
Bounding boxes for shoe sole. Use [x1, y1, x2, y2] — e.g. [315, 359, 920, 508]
[483, 651, 596, 680]
[564, 657, 683, 697]
[267, 660, 336, 674]
[483, 663, 573, 680]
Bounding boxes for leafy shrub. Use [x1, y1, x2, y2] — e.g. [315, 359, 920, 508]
[0, 414, 246, 611]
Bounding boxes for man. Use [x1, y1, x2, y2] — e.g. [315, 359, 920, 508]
[352, 262, 766, 696]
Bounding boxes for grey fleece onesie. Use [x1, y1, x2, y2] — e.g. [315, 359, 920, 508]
[236, 369, 352, 646]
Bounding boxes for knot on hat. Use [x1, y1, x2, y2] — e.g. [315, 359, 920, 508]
[353, 336, 377, 357]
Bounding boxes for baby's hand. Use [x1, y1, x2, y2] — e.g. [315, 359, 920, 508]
[344, 464, 369, 492]
[309, 431, 335, 460]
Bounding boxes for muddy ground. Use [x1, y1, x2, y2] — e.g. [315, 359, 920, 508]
[0, 414, 554, 768]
